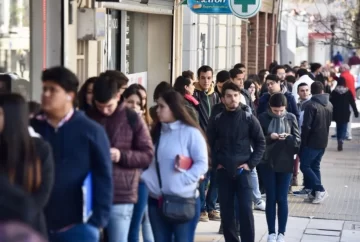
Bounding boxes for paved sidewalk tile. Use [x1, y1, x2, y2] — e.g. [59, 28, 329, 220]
[305, 228, 341, 236]
[301, 234, 340, 241]
[340, 230, 360, 242]
[307, 218, 344, 231]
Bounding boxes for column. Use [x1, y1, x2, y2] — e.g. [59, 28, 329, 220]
[258, 12, 267, 70]
[247, 14, 259, 74]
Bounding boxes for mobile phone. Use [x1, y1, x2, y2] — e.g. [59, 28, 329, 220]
[237, 168, 244, 176]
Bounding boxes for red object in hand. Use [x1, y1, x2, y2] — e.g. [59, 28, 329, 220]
[175, 155, 193, 172]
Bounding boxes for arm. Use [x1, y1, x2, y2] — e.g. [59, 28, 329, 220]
[248, 115, 266, 169]
[181, 129, 209, 185]
[256, 96, 267, 117]
[349, 92, 359, 117]
[206, 113, 218, 168]
[258, 115, 274, 145]
[88, 127, 113, 228]
[119, 118, 154, 169]
[288, 95, 300, 122]
[301, 105, 315, 147]
[286, 116, 301, 151]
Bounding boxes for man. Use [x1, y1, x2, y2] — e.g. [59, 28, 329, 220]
[215, 70, 231, 97]
[31, 66, 113, 241]
[257, 74, 299, 121]
[234, 63, 247, 77]
[87, 72, 153, 241]
[340, 64, 356, 140]
[272, 65, 292, 92]
[308, 63, 322, 81]
[300, 60, 309, 70]
[193, 65, 221, 222]
[348, 51, 360, 67]
[292, 69, 314, 101]
[300, 81, 332, 204]
[207, 81, 266, 242]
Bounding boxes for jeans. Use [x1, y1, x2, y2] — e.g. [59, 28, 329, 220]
[48, 223, 99, 242]
[199, 169, 218, 212]
[217, 169, 254, 242]
[259, 164, 292, 234]
[300, 147, 326, 193]
[148, 196, 201, 242]
[250, 168, 262, 204]
[128, 182, 154, 242]
[336, 122, 348, 142]
[107, 204, 134, 242]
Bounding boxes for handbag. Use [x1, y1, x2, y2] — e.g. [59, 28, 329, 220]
[154, 135, 197, 224]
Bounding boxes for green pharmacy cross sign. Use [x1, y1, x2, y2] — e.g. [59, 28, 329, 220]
[234, 0, 255, 12]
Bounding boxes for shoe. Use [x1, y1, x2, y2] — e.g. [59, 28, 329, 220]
[293, 188, 311, 197]
[208, 210, 221, 221]
[312, 191, 329, 204]
[303, 193, 315, 203]
[277, 233, 285, 242]
[346, 136, 352, 141]
[254, 200, 266, 211]
[199, 211, 209, 222]
[267, 233, 277, 242]
[337, 141, 343, 151]
[331, 134, 336, 138]
[291, 176, 298, 186]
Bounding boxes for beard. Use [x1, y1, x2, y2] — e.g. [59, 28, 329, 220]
[225, 102, 239, 111]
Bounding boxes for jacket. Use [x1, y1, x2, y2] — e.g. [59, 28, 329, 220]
[301, 94, 333, 149]
[88, 103, 153, 204]
[0, 138, 54, 237]
[207, 106, 266, 176]
[341, 70, 356, 99]
[258, 112, 301, 173]
[257, 87, 300, 122]
[330, 86, 359, 124]
[241, 89, 256, 115]
[193, 82, 220, 131]
[184, 94, 200, 123]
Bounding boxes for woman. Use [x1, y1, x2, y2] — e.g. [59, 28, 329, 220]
[0, 93, 54, 237]
[127, 84, 152, 127]
[173, 75, 199, 122]
[77, 77, 97, 112]
[330, 77, 359, 151]
[244, 80, 259, 108]
[258, 93, 300, 242]
[141, 90, 208, 242]
[124, 85, 155, 242]
[149, 81, 173, 122]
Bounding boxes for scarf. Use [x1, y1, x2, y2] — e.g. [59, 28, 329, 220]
[184, 94, 199, 106]
[266, 108, 290, 134]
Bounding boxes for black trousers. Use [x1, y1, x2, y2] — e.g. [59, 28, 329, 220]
[217, 169, 255, 242]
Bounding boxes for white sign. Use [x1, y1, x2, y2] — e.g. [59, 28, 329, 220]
[127, 72, 148, 89]
[228, 0, 261, 19]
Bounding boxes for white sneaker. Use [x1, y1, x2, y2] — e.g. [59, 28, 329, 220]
[254, 200, 266, 211]
[303, 193, 315, 203]
[312, 191, 329, 204]
[267, 233, 277, 242]
[277, 233, 285, 242]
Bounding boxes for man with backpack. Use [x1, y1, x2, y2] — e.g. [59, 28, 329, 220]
[87, 71, 154, 242]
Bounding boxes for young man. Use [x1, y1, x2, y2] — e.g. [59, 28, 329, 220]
[87, 72, 154, 241]
[300, 81, 333, 204]
[193, 65, 221, 222]
[257, 74, 299, 121]
[215, 70, 231, 97]
[234, 63, 247, 77]
[308, 63, 322, 81]
[207, 81, 266, 242]
[31, 66, 113, 242]
[292, 69, 314, 101]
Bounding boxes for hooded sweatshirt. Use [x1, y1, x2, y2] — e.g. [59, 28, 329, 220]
[330, 86, 359, 124]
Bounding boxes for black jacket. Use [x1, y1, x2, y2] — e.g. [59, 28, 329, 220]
[0, 138, 54, 237]
[258, 112, 301, 173]
[241, 89, 256, 115]
[301, 94, 333, 149]
[207, 106, 266, 176]
[330, 87, 359, 124]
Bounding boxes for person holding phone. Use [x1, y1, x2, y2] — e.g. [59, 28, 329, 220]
[258, 93, 301, 242]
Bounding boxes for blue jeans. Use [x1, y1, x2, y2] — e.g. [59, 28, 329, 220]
[148, 196, 201, 242]
[48, 223, 99, 242]
[107, 204, 134, 242]
[259, 164, 292, 234]
[128, 182, 154, 242]
[199, 169, 218, 212]
[300, 147, 325, 192]
[336, 122, 347, 142]
[250, 167, 262, 204]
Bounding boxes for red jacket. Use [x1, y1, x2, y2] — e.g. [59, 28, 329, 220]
[341, 70, 356, 100]
[88, 104, 154, 204]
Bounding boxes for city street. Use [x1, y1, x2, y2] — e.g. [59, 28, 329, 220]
[195, 103, 360, 242]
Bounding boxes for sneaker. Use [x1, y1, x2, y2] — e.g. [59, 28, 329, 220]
[337, 141, 343, 151]
[254, 200, 266, 211]
[277, 233, 285, 242]
[303, 193, 315, 203]
[199, 211, 209, 222]
[346, 136, 352, 141]
[293, 188, 311, 197]
[208, 210, 221, 221]
[267, 233, 277, 242]
[312, 191, 329, 204]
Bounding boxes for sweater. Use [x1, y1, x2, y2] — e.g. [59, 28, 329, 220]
[30, 111, 113, 230]
[141, 121, 208, 199]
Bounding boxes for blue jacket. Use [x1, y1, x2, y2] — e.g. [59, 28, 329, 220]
[31, 111, 113, 230]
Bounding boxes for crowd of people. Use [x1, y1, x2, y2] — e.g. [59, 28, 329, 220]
[0, 59, 357, 242]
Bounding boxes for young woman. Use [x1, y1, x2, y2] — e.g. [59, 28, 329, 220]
[149, 81, 173, 122]
[0, 93, 54, 237]
[330, 77, 359, 151]
[124, 85, 155, 242]
[127, 84, 152, 127]
[244, 80, 259, 108]
[258, 93, 301, 242]
[77, 77, 97, 112]
[141, 90, 208, 242]
[173, 75, 199, 122]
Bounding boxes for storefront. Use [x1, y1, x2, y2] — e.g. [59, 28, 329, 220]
[99, 0, 174, 104]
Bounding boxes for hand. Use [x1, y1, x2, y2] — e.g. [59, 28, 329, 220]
[110, 148, 121, 163]
[217, 164, 225, 170]
[199, 175, 205, 181]
[270, 133, 279, 140]
[355, 112, 359, 118]
[278, 133, 288, 140]
[238, 163, 250, 171]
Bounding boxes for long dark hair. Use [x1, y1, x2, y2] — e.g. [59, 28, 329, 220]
[126, 84, 152, 126]
[77, 77, 97, 111]
[0, 94, 41, 193]
[174, 76, 191, 96]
